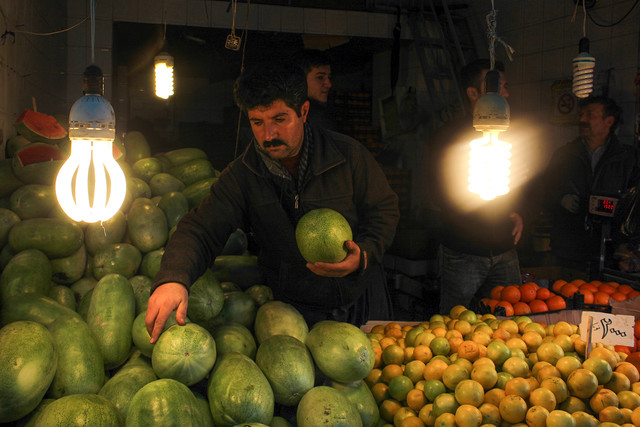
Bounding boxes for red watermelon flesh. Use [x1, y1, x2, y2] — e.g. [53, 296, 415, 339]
[14, 109, 68, 143]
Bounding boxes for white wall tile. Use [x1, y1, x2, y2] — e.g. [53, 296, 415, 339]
[210, 1, 233, 28]
[304, 8, 326, 34]
[113, 0, 138, 22]
[541, 48, 565, 81]
[235, 3, 260, 32]
[542, 19, 565, 50]
[367, 12, 389, 38]
[326, 10, 347, 36]
[165, 0, 187, 25]
[96, 0, 113, 20]
[67, 0, 87, 19]
[280, 7, 304, 33]
[187, 0, 209, 27]
[522, 53, 543, 84]
[258, 4, 281, 32]
[346, 11, 368, 37]
[95, 19, 113, 49]
[138, 0, 163, 24]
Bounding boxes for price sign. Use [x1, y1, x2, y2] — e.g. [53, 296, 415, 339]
[580, 311, 635, 347]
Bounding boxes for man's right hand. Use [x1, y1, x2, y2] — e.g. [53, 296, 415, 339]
[561, 194, 581, 213]
[145, 282, 189, 344]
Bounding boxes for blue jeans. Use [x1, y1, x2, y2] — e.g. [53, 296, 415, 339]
[439, 245, 521, 314]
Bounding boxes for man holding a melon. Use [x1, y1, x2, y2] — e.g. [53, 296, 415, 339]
[146, 61, 400, 343]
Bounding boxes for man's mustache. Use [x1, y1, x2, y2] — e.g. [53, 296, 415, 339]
[264, 139, 285, 148]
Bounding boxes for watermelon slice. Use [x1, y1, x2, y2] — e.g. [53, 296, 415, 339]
[14, 109, 68, 144]
[12, 142, 66, 185]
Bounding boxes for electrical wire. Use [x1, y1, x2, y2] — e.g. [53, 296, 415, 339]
[587, 0, 639, 27]
[8, 17, 88, 36]
[234, 0, 251, 159]
[90, 0, 95, 64]
[486, 0, 514, 70]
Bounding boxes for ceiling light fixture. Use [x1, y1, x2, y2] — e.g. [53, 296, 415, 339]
[55, 1, 126, 223]
[467, 0, 514, 201]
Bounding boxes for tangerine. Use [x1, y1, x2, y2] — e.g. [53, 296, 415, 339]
[617, 284, 634, 295]
[547, 295, 567, 311]
[454, 379, 485, 407]
[577, 289, 594, 304]
[560, 283, 579, 298]
[495, 301, 514, 316]
[454, 404, 483, 427]
[513, 302, 532, 315]
[598, 283, 616, 295]
[610, 292, 627, 301]
[579, 282, 598, 293]
[490, 286, 504, 301]
[529, 299, 549, 313]
[546, 409, 577, 427]
[498, 395, 528, 424]
[406, 388, 428, 412]
[501, 285, 521, 304]
[594, 291, 610, 305]
[529, 386, 557, 411]
[536, 287, 552, 300]
[519, 283, 538, 303]
[552, 280, 567, 293]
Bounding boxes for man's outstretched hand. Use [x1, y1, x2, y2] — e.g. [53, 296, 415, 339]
[145, 282, 188, 344]
[306, 240, 361, 277]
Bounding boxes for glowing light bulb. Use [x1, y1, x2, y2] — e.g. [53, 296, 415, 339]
[55, 66, 126, 223]
[468, 132, 512, 200]
[468, 69, 512, 200]
[572, 37, 595, 98]
[155, 52, 174, 99]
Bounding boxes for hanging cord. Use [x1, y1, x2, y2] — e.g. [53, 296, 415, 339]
[570, 0, 588, 37]
[486, 0, 514, 70]
[233, 0, 251, 159]
[230, 0, 238, 42]
[0, 1, 87, 37]
[90, 0, 96, 63]
[588, 0, 639, 28]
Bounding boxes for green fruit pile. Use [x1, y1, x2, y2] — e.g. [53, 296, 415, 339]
[0, 123, 381, 426]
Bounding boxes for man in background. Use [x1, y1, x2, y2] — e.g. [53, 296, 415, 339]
[427, 59, 531, 315]
[292, 49, 337, 131]
[544, 96, 640, 276]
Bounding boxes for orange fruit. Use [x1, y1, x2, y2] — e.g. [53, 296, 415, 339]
[536, 287, 552, 300]
[454, 404, 483, 427]
[560, 283, 579, 298]
[499, 395, 528, 424]
[370, 382, 390, 404]
[546, 409, 576, 427]
[383, 344, 406, 365]
[501, 285, 521, 304]
[454, 379, 485, 407]
[381, 364, 404, 384]
[529, 299, 548, 313]
[607, 281, 620, 288]
[589, 388, 619, 414]
[593, 291, 610, 305]
[567, 368, 599, 399]
[617, 284, 634, 295]
[628, 290, 640, 299]
[480, 298, 498, 312]
[496, 301, 514, 316]
[616, 361, 640, 383]
[598, 283, 616, 295]
[552, 280, 567, 293]
[610, 292, 627, 301]
[578, 289, 594, 304]
[546, 295, 567, 311]
[526, 405, 550, 427]
[513, 301, 532, 315]
[490, 286, 504, 301]
[529, 386, 557, 411]
[388, 375, 414, 401]
[579, 282, 598, 293]
[519, 283, 538, 303]
[406, 388, 428, 412]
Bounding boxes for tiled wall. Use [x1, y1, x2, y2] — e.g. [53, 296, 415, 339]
[465, 0, 639, 167]
[0, 0, 67, 152]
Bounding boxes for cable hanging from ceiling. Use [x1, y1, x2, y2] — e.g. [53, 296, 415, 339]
[586, 0, 640, 28]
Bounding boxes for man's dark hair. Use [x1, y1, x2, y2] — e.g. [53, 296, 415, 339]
[291, 49, 331, 75]
[460, 58, 505, 92]
[233, 61, 308, 116]
[579, 96, 622, 132]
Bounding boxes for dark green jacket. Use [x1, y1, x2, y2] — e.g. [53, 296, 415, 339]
[545, 134, 640, 261]
[152, 124, 399, 320]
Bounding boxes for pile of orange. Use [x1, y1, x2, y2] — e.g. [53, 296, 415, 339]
[480, 282, 568, 316]
[482, 280, 640, 317]
[550, 279, 640, 306]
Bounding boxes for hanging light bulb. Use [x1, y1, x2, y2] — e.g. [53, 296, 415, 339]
[572, 37, 595, 98]
[468, 69, 512, 201]
[55, 65, 127, 223]
[154, 52, 174, 99]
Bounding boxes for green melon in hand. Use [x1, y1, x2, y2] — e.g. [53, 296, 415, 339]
[295, 208, 353, 263]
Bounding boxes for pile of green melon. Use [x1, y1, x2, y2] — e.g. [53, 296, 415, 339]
[0, 110, 381, 427]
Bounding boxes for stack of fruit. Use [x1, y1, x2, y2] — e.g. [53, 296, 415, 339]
[364, 305, 640, 427]
[0, 112, 380, 426]
[481, 279, 640, 316]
